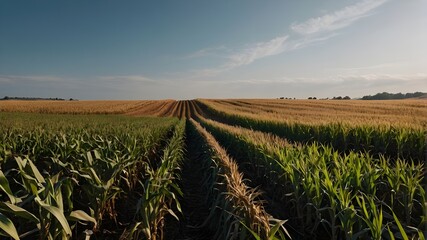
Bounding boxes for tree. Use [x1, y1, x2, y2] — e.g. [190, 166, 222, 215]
[361, 92, 426, 100]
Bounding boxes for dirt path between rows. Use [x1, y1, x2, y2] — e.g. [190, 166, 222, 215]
[166, 121, 214, 239]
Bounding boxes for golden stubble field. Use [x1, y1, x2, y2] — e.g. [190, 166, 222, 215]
[199, 99, 427, 128]
[1, 98, 426, 128]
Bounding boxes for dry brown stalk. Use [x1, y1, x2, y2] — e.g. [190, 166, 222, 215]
[191, 119, 272, 239]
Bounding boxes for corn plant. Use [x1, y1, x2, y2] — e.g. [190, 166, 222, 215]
[0, 113, 179, 239]
[191, 119, 289, 240]
[129, 120, 186, 240]
[197, 115, 425, 239]
[195, 99, 426, 162]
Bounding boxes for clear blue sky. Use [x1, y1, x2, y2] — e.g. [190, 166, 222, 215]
[1, 0, 426, 99]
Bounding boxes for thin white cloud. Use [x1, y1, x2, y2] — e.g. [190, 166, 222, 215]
[286, 33, 339, 51]
[190, 35, 289, 77]
[328, 62, 405, 72]
[0, 74, 159, 87]
[0, 75, 65, 83]
[185, 0, 389, 78]
[300, 73, 427, 85]
[191, 73, 427, 86]
[225, 35, 289, 68]
[291, 0, 388, 35]
[337, 73, 427, 82]
[185, 46, 229, 59]
[97, 75, 156, 83]
[190, 34, 337, 77]
[273, 73, 427, 85]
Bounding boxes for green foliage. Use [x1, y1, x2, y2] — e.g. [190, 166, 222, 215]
[199, 117, 426, 239]
[361, 91, 426, 100]
[130, 120, 186, 240]
[0, 113, 181, 239]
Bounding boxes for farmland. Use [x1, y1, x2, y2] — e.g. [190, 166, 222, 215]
[0, 99, 426, 239]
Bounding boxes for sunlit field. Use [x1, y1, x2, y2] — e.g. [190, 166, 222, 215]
[0, 99, 425, 239]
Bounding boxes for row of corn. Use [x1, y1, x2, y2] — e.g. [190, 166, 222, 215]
[188, 119, 289, 239]
[0, 113, 185, 239]
[196, 115, 425, 239]
[196, 100, 426, 162]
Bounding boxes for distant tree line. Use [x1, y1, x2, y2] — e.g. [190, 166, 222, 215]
[1, 96, 76, 101]
[361, 92, 426, 100]
[332, 96, 351, 100]
[307, 96, 351, 100]
[278, 96, 352, 100]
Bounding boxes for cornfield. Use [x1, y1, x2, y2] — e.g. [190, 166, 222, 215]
[0, 98, 425, 239]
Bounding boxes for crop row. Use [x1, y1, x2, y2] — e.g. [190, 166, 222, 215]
[188, 119, 288, 239]
[0, 112, 289, 240]
[196, 100, 426, 162]
[197, 99, 427, 128]
[0, 113, 185, 239]
[197, 116, 426, 239]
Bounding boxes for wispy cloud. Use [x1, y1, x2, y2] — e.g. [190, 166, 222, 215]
[0, 74, 158, 85]
[97, 75, 157, 83]
[185, 46, 229, 59]
[191, 73, 427, 86]
[291, 0, 388, 35]
[187, 0, 389, 77]
[337, 73, 427, 82]
[190, 33, 338, 77]
[328, 62, 405, 72]
[191, 35, 289, 77]
[0, 75, 65, 83]
[275, 73, 427, 85]
[225, 35, 289, 68]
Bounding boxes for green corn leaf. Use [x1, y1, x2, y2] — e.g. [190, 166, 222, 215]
[240, 221, 261, 240]
[387, 226, 395, 240]
[35, 197, 72, 236]
[27, 159, 45, 184]
[418, 230, 425, 240]
[93, 150, 101, 160]
[14, 156, 26, 170]
[268, 220, 288, 239]
[0, 202, 39, 223]
[128, 222, 142, 238]
[68, 210, 97, 228]
[88, 168, 102, 186]
[0, 170, 20, 204]
[0, 212, 20, 240]
[86, 152, 93, 166]
[392, 212, 408, 240]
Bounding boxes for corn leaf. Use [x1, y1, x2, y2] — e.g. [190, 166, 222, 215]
[68, 210, 97, 228]
[0, 170, 20, 204]
[35, 197, 72, 236]
[392, 212, 408, 240]
[0, 212, 20, 240]
[27, 159, 45, 184]
[0, 202, 39, 223]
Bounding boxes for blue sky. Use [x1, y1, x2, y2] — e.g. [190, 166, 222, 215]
[1, 0, 426, 99]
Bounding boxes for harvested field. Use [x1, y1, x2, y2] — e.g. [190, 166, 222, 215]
[0, 100, 148, 114]
[198, 99, 427, 128]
